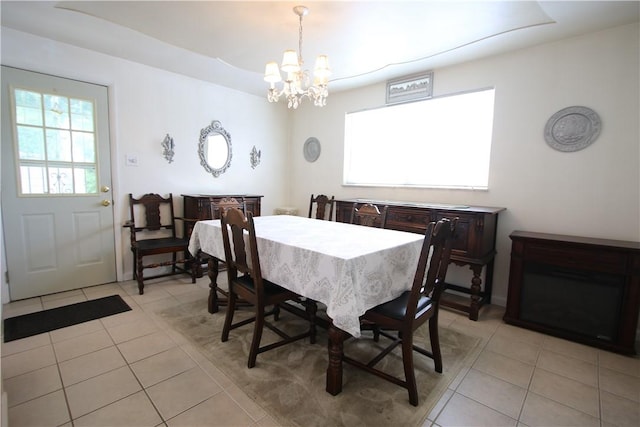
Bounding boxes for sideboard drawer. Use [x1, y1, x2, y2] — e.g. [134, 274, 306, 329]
[385, 206, 432, 234]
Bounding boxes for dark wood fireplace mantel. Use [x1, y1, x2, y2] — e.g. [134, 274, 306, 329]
[505, 231, 640, 354]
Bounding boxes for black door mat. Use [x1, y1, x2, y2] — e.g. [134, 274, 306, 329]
[3, 294, 131, 342]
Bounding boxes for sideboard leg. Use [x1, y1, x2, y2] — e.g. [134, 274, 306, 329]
[469, 264, 484, 321]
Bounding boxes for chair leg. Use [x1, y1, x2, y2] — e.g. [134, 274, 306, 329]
[131, 252, 137, 280]
[209, 285, 220, 314]
[221, 288, 237, 342]
[305, 299, 317, 344]
[208, 258, 220, 314]
[136, 256, 145, 295]
[429, 315, 443, 373]
[401, 332, 419, 406]
[248, 304, 266, 368]
[190, 253, 197, 284]
[172, 252, 177, 274]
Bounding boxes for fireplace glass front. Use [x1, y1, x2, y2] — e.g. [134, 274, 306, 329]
[520, 262, 625, 342]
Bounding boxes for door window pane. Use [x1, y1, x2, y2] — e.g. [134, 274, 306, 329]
[19, 165, 47, 194]
[46, 129, 72, 162]
[71, 99, 94, 131]
[48, 167, 73, 194]
[11, 88, 98, 195]
[72, 131, 95, 162]
[17, 126, 46, 160]
[74, 166, 97, 194]
[14, 89, 43, 126]
[44, 94, 70, 129]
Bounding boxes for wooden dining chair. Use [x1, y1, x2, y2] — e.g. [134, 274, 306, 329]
[124, 193, 196, 295]
[185, 197, 247, 235]
[220, 207, 317, 368]
[308, 194, 335, 220]
[342, 217, 457, 406]
[212, 197, 247, 218]
[194, 197, 248, 312]
[350, 203, 388, 228]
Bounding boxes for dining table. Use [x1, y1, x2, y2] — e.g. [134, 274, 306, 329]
[188, 214, 424, 396]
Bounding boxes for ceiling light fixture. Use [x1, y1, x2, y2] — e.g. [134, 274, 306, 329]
[264, 5, 330, 109]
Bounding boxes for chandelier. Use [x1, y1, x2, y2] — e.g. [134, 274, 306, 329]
[264, 5, 331, 109]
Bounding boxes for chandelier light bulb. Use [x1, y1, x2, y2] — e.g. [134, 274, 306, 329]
[313, 55, 331, 78]
[264, 62, 282, 83]
[280, 50, 300, 73]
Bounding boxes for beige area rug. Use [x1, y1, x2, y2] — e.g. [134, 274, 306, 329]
[158, 300, 481, 426]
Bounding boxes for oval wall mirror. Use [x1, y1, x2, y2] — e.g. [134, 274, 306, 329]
[198, 120, 232, 177]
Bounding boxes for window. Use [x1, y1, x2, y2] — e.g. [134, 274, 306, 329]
[11, 88, 98, 195]
[344, 88, 495, 189]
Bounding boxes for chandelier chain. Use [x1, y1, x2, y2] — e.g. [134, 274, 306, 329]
[298, 13, 304, 66]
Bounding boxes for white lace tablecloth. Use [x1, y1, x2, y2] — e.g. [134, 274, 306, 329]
[189, 215, 423, 337]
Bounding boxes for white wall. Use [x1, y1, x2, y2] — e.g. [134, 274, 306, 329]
[0, 28, 290, 300]
[288, 23, 640, 307]
[1, 23, 638, 309]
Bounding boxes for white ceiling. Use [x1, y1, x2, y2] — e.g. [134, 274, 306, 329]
[2, 1, 638, 97]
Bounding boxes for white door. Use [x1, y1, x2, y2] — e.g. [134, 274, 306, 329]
[1, 66, 116, 300]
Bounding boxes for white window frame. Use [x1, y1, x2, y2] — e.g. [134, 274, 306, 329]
[343, 87, 496, 190]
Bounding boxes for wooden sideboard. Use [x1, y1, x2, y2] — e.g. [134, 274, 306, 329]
[335, 199, 505, 320]
[505, 231, 640, 354]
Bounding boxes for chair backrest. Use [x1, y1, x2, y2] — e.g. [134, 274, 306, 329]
[220, 207, 265, 298]
[308, 194, 335, 220]
[215, 197, 247, 219]
[350, 203, 388, 228]
[128, 193, 177, 238]
[406, 217, 457, 321]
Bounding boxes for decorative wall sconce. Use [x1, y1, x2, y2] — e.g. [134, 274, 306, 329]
[162, 134, 175, 163]
[250, 146, 261, 169]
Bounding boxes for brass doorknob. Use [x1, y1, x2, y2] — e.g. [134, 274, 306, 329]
[101, 186, 110, 193]
[101, 199, 111, 207]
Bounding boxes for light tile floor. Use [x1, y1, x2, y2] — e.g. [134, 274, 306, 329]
[2, 276, 639, 427]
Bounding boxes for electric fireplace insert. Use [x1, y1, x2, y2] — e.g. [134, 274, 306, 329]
[504, 231, 640, 355]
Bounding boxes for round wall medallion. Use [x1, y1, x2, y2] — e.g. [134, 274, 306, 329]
[303, 137, 321, 162]
[544, 106, 601, 152]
